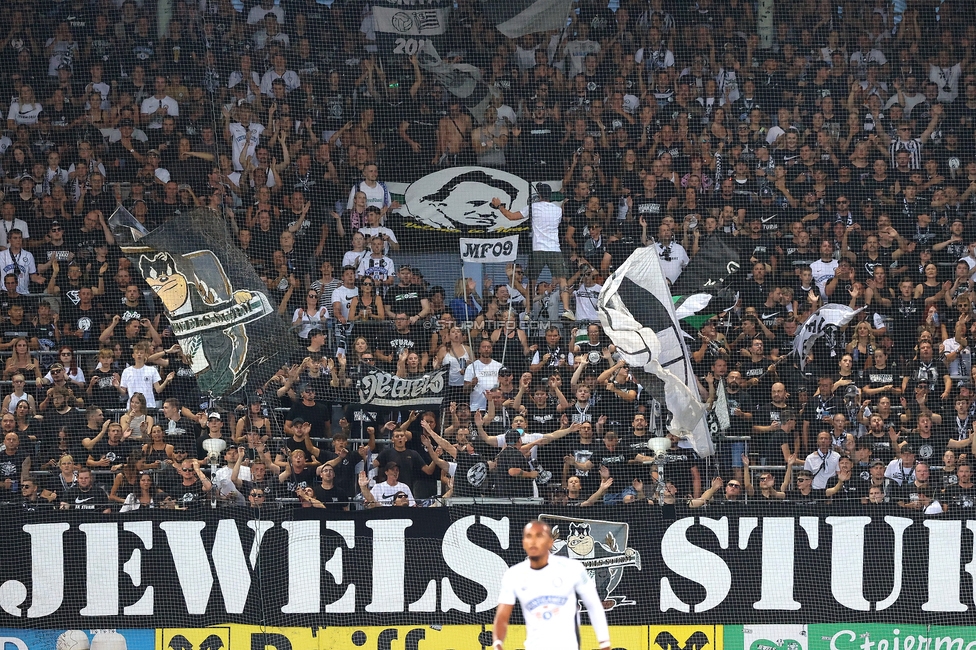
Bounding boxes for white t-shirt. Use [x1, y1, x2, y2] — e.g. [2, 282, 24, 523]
[347, 180, 390, 212]
[120, 364, 162, 409]
[357, 226, 398, 255]
[259, 69, 301, 95]
[342, 250, 367, 269]
[464, 358, 502, 411]
[804, 449, 840, 490]
[7, 103, 43, 126]
[0, 248, 37, 294]
[140, 95, 180, 128]
[370, 480, 415, 506]
[655, 241, 689, 284]
[0, 219, 30, 249]
[228, 121, 265, 171]
[810, 258, 839, 295]
[573, 283, 603, 322]
[514, 201, 560, 252]
[330, 285, 359, 320]
[497, 555, 610, 650]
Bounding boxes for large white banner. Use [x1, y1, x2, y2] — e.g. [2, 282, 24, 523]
[459, 235, 520, 263]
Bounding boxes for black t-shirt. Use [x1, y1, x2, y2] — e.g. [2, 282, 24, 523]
[386, 288, 426, 319]
[451, 451, 491, 497]
[825, 475, 864, 501]
[286, 401, 332, 439]
[0, 446, 30, 485]
[944, 483, 976, 508]
[785, 487, 825, 506]
[375, 447, 426, 489]
[87, 367, 118, 409]
[173, 479, 209, 507]
[282, 466, 318, 496]
[89, 438, 137, 465]
[894, 481, 937, 506]
[492, 445, 534, 498]
[595, 445, 636, 484]
[381, 327, 428, 362]
[62, 484, 112, 510]
[62, 302, 106, 350]
[897, 431, 947, 465]
[863, 433, 898, 465]
[312, 483, 351, 509]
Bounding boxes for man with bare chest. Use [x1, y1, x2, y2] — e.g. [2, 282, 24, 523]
[434, 99, 472, 166]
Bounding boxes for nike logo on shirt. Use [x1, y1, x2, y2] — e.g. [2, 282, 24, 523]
[761, 312, 780, 320]
[75, 497, 94, 503]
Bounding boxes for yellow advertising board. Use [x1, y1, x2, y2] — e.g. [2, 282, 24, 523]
[157, 624, 722, 650]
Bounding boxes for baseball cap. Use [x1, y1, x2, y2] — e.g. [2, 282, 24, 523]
[291, 416, 306, 426]
[208, 412, 221, 420]
[870, 459, 885, 467]
[901, 445, 915, 455]
[147, 149, 160, 156]
[498, 367, 514, 377]
[759, 187, 773, 198]
[384, 461, 399, 472]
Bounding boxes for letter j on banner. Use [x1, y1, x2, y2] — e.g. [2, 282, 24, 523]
[459, 235, 519, 263]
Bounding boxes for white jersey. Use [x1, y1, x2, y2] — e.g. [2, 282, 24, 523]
[497, 554, 610, 650]
[228, 122, 265, 171]
[330, 285, 359, 320]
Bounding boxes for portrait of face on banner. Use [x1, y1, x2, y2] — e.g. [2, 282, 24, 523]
[402, 167, 530, 232]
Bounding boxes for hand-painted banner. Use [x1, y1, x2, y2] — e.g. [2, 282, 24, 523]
[459, 235, 519, 263]
[0, 508, 974, 630]
[357, 367, 448, 406]
[116, 209, 296, 398]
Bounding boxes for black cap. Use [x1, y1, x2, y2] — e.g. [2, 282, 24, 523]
[759, 187, 773, 198]
[498, 366, 514, 377]
[291, 416, 306, 426]
[384, 461, 399, 472]
[901, 445, 915, 454]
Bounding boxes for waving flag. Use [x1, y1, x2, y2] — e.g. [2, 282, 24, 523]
[113, 208, 296, 398]
[483, 0, 574, 38]
[793, 303, 864, 370]
[598, 249, 714, 457]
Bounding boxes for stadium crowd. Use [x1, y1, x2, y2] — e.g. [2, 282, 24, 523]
[0, 0, 975, 514]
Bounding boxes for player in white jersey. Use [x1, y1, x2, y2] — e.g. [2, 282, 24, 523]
[493, 521, 611, 650]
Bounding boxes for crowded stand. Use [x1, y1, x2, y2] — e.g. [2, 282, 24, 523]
[0, 0, 975, 516]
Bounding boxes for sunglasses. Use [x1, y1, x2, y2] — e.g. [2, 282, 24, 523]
[727, 483, 741, 488]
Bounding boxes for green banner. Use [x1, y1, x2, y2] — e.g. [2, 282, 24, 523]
[809, 625, 976, 650]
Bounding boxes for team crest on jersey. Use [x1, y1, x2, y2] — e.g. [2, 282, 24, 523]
[541, 515, 642, 610]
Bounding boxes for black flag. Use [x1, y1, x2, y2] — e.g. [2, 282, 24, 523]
[671, 234, 741, 296]
[118, 210, 296, 398]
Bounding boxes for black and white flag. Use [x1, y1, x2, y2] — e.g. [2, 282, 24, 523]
[358, 368, 448, 407]
[793, 304, 863, 370]
[482, 0, 574, 38]
[115, 209, 294, 398]
[598, 249, 714, 456]
[372, 0, 452, 56]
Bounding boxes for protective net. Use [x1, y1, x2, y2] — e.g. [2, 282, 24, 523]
[0, 0, 975, 647]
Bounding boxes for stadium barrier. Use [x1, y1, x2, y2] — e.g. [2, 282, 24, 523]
[1, 506, 974, 638]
